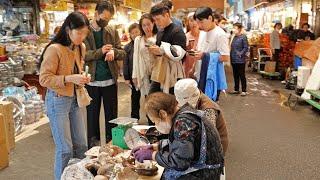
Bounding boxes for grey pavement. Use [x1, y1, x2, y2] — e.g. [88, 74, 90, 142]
[223, 68, 320, 179]
[0, 70, 319, 180]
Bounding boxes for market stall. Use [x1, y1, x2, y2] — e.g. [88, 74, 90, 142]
[263, 33, 296, 73]
[0, 0, 40, 36]
[62, 118, 165, 180]
[39, 0, 74, 36]
[247, 29, 296, 76]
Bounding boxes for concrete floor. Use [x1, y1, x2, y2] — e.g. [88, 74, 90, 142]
[0, 70, 319, 180]
[222, 71, 320, 179]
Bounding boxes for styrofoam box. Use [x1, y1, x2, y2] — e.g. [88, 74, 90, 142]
[297, 66, 311, 88]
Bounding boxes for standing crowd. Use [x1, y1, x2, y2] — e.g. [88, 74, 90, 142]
[39, 0, 255, 179]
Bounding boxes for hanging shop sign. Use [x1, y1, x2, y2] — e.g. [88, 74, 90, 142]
[124, 0, 141, 10]
[40, 0, 69, 11]
[266, 2, 284, 12]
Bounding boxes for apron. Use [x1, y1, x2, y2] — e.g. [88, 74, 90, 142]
[163, 112, 224, 179]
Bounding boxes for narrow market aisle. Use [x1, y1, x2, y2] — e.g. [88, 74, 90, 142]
[222, 69, 320, 179]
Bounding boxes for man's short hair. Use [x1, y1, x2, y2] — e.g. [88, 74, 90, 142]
[214, 13, 221, 21]
[161, 0, 173, 10]
[150, 3, 170, 16]
[302, 23, 310, 28]
[274, 22, 282, 29]
[95, 1, 114, 15]
[233, 23, 243, 29]
[194, 7, 214, 21]
[128, 23, 140, 33]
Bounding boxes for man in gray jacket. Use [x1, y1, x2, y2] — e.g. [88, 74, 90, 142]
[84, 1, 125, 148]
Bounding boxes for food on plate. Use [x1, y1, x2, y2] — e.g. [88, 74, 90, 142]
[133, 161, 158, 176]
[99, 144, 124, 157]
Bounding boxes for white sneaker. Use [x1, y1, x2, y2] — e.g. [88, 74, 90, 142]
[241, 92, 247, 96]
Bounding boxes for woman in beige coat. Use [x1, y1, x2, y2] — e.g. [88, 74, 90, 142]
[39, 12, 90, 180]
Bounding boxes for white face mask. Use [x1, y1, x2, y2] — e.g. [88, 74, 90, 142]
[156, 121, 171, 134]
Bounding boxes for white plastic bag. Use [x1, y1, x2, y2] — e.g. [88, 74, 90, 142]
[61, 158, 94, 180]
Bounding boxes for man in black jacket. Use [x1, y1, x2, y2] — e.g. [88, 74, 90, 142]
[148, 3, 186, 95]
[123, 23, 141, 119]
[297, 23, 315, 41]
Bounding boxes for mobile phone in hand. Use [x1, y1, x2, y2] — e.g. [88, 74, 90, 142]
[187, 50, 196, 56]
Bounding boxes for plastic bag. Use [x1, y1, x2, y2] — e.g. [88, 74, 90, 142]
[61, 158, 95, 180]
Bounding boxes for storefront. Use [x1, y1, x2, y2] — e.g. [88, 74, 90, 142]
[39, 0, 74, 37]
[248, 0, 297, 32]
[76, 0, 146, 42]
[0, 0, 40, 36]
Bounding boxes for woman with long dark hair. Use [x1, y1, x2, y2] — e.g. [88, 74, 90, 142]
[132, 13, 158, 125]
[39, 12, 90, 180]
[132, 13, 158, 97]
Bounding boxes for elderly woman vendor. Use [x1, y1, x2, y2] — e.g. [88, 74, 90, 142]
[132, 92, 224, 180]
[174, 78, 228, 155]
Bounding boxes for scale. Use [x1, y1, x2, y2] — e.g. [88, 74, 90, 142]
[110, 117, 149, 149]
[124, 128, 149, 150]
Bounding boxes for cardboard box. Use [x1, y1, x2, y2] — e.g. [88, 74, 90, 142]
[0, 101, 14, 151]
[0, 113, 9, 170]
[264, 61, 276, 73]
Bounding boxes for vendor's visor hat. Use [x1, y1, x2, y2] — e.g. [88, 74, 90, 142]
[174, 78, 201, 108]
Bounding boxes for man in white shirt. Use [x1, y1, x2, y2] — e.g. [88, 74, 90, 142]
[193, 7, 230, 101]
[194, 7, 230, 62]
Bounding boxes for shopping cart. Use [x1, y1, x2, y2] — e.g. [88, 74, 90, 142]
[254, 48, 281, 79]
[252, 48, 272, 72]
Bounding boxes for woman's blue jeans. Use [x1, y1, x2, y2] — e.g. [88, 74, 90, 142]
[45, 90, 87, 180]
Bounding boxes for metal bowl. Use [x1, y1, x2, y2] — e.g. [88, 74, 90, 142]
[134, 165, 158, 176]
